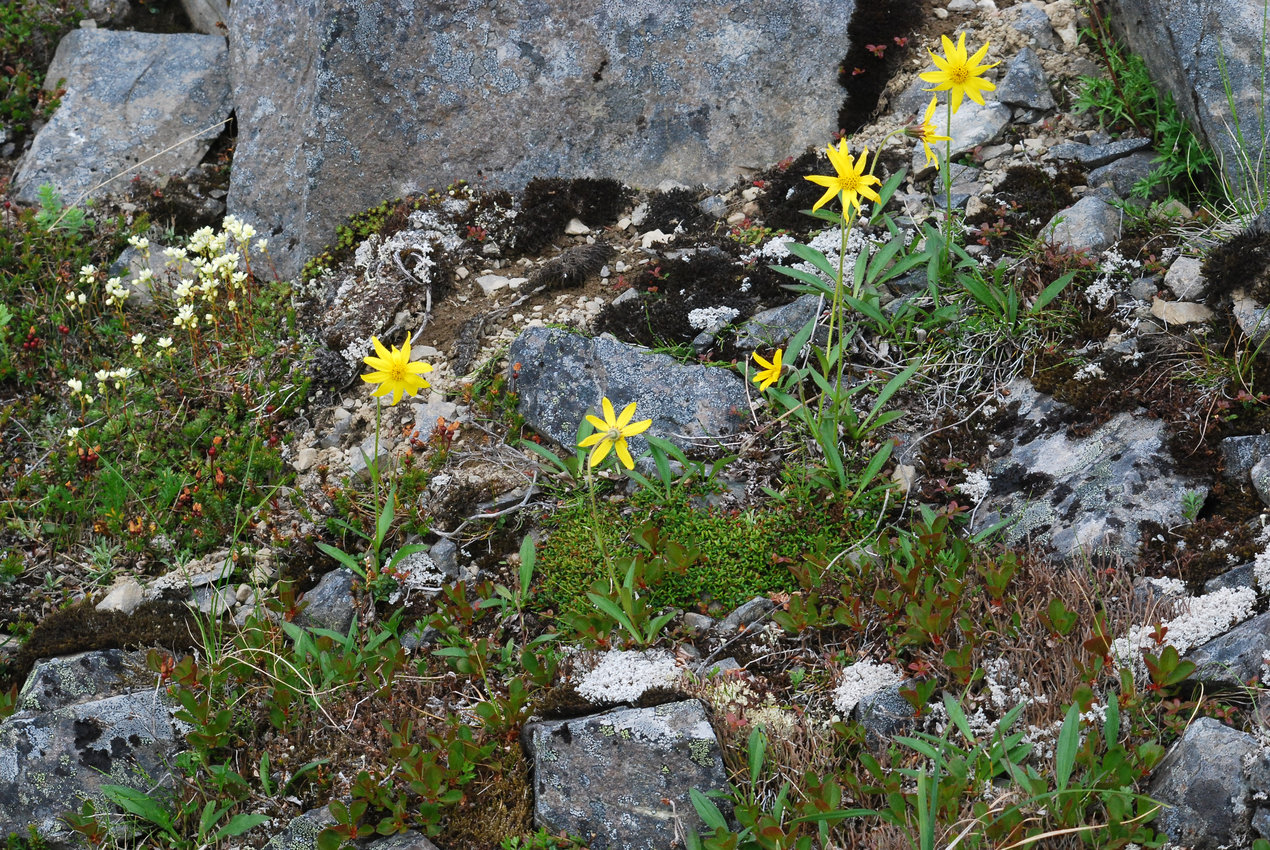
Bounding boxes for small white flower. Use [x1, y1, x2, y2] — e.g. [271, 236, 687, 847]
[253, 238, 268, 252]
[94, 369, 109, 382]
[127, 235, 150, 251]
[66, 427, 80, 440]
[157, 336, 173, 349]
[79, 264, 97, 279]
[66, 378, 83, 394]
[130, 333, 146, 346]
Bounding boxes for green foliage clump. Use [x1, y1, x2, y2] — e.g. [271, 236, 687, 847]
[536, 484, 860, 616]
[0, 0, 80, 138]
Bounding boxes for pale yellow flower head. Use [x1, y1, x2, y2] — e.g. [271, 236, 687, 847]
[751, 349, 783, 392]
[912, 97, 952, 170]
[361, 332, 433, 405]
[805, 142, 882, 214]
[921, 33, 998, 115]
[578, 397, 652, 470]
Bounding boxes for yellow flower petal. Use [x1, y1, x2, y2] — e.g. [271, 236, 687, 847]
[624, 418, 652, 437]
[578, 431, 607, 448]
[616, 401, 638, 429]
[615, 439, 635, 470]
[588, 438, 613, 468]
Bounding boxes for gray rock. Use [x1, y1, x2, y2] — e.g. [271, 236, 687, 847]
[1102, 0, 1270, 196]
[107, 244, 173, 308]
[733, 294, 823, 351]
[717, 596, 775, 634]
[1042, 196, 1121, 255]
[682, 612, 716, 634]
[509, 327, 748, 458]
[265, 805, 338, 850]
[1254, 456, 1270, 506]
[1205, 562, 1255, 594]
[1148, 717, 1257, 849]
[1046, 136, 1152, 169]
[14, 650, 144, 715]
[976, 379, 1204, 561]
[227, 0, 858, 277]
[1009, 2, 1059, 49]
[1185, 610, 1270, 687]
[911, 99, 1012, 175]
[82, 0, 130, 27]
[1087, 151, 1159, 199]
[182, 0, 229, 34]
[1164, 255, 1206, 300]
[996, 48, 1055, 110]
[855, 681, 917, 741]
[366, 831, 442, 850]
[1150, 298, 1213, 325]
[1232, 289, 1270, 349]
[428, 537, 459, 579]
[295, 568, 357, 634]
[1219, 434, 1270, 482]
[13, 29, 231, 206]
[0, 654, 182, 843]
[523, 700, 730, 850]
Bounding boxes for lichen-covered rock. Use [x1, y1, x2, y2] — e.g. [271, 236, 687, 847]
[0, 652, 182, 842]
[523, 700, 730, 850]
[13, 29, 231, 206]
[976, 379, 1204, 561]
[1041, 195, 1121, 256]
[1185, 610, 1270, 686]
[295, 568, 357, 634]
[227, 0, 858, 276]
[1148, 717, 1258, 849]
[1103, 0, 1270, 196]
[509, 327, 748, 458]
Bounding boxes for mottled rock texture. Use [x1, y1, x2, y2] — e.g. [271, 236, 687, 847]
[227, 0, 857, 276]
[13, 29, 231, 206]
[0, 651, 182, 842]
[509, 326, 749, 458]
[1104, 0, 1270, 195]
[523, 700, 729, 850]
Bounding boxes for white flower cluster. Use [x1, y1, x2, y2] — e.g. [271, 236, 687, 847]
[93, 366, 136, 391]
[1084, 247, 1141, 311]
[575, 649, 682, 704]
[832, 658, 904, 715]
[688, 305, 740, 331]
[1112, 586, 1257, 674]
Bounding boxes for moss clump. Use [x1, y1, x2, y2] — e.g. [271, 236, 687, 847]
[536, 487, 860, 615]
[3, 598, 202, 695]
[1202, 226, 1270, 307]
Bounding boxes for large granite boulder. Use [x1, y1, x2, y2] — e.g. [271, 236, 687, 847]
[1148, 717, 1260, 848]
[523, 700, 730, 850]
[509, 326, 749, 458]
[12, 29, 231, 206]
[1104, 0, 1270, 195]
[0, 650, 184, 842]
[226, 0, 857, 276]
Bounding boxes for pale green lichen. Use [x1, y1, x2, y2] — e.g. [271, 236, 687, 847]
[688, 739, 714, 768]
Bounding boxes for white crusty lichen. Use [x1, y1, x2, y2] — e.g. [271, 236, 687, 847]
[1112, 585, 1257, 675]
[575, 649, 682, 704]
[832, 658, 904, 715]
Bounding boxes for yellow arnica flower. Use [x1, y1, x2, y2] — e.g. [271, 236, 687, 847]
[806, 141, 882, 214]
[911, 97, 952, 170]
[751, 349, 782, 392]
[362, 332, 433, 405]
[578, 397, 652, 470]
[921, 33, 998, 115]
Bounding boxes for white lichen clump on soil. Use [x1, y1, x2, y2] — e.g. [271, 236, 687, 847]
[832, 658, 904, 715]
[1113, 586, 1257, 672]
[575, 649, 682, 704]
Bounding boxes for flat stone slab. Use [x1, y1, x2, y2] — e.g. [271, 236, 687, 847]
[510, 327, 749, 457]
[523, 700, 729, 850]
[227, 0, 859, 276]
[13, 29, 231, 206]
[976, 379, 1202, 560]
[0, 653, 182, 843]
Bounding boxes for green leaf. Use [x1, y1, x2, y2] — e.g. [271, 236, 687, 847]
[1104, 694, 1120, 747]
[521, 438, 572, 476]
[783, 314, 819, 369]
[784, 243, 838, 280]
[315, 542, 365, 579]
[690, 788, 729, 830]
[374, 486, 396, 550]
[1055, 702, 1081, 791]
[772, 264, 834, 295]
[99, 784, 175, 834]
[215, 813, 271, 841]
[586, 593, 638, 640]
[518, 535, 536, 595]
[748, 727, 767, 785]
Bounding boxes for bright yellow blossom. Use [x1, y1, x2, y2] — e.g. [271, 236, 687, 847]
[805, 142, 882, 214]
[751, 349, 782, 392]
[921, 33, 998, 115]
[912, 97, 952, 170]
[361, 332, 433, 405]
[578, 397, 651, 470]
